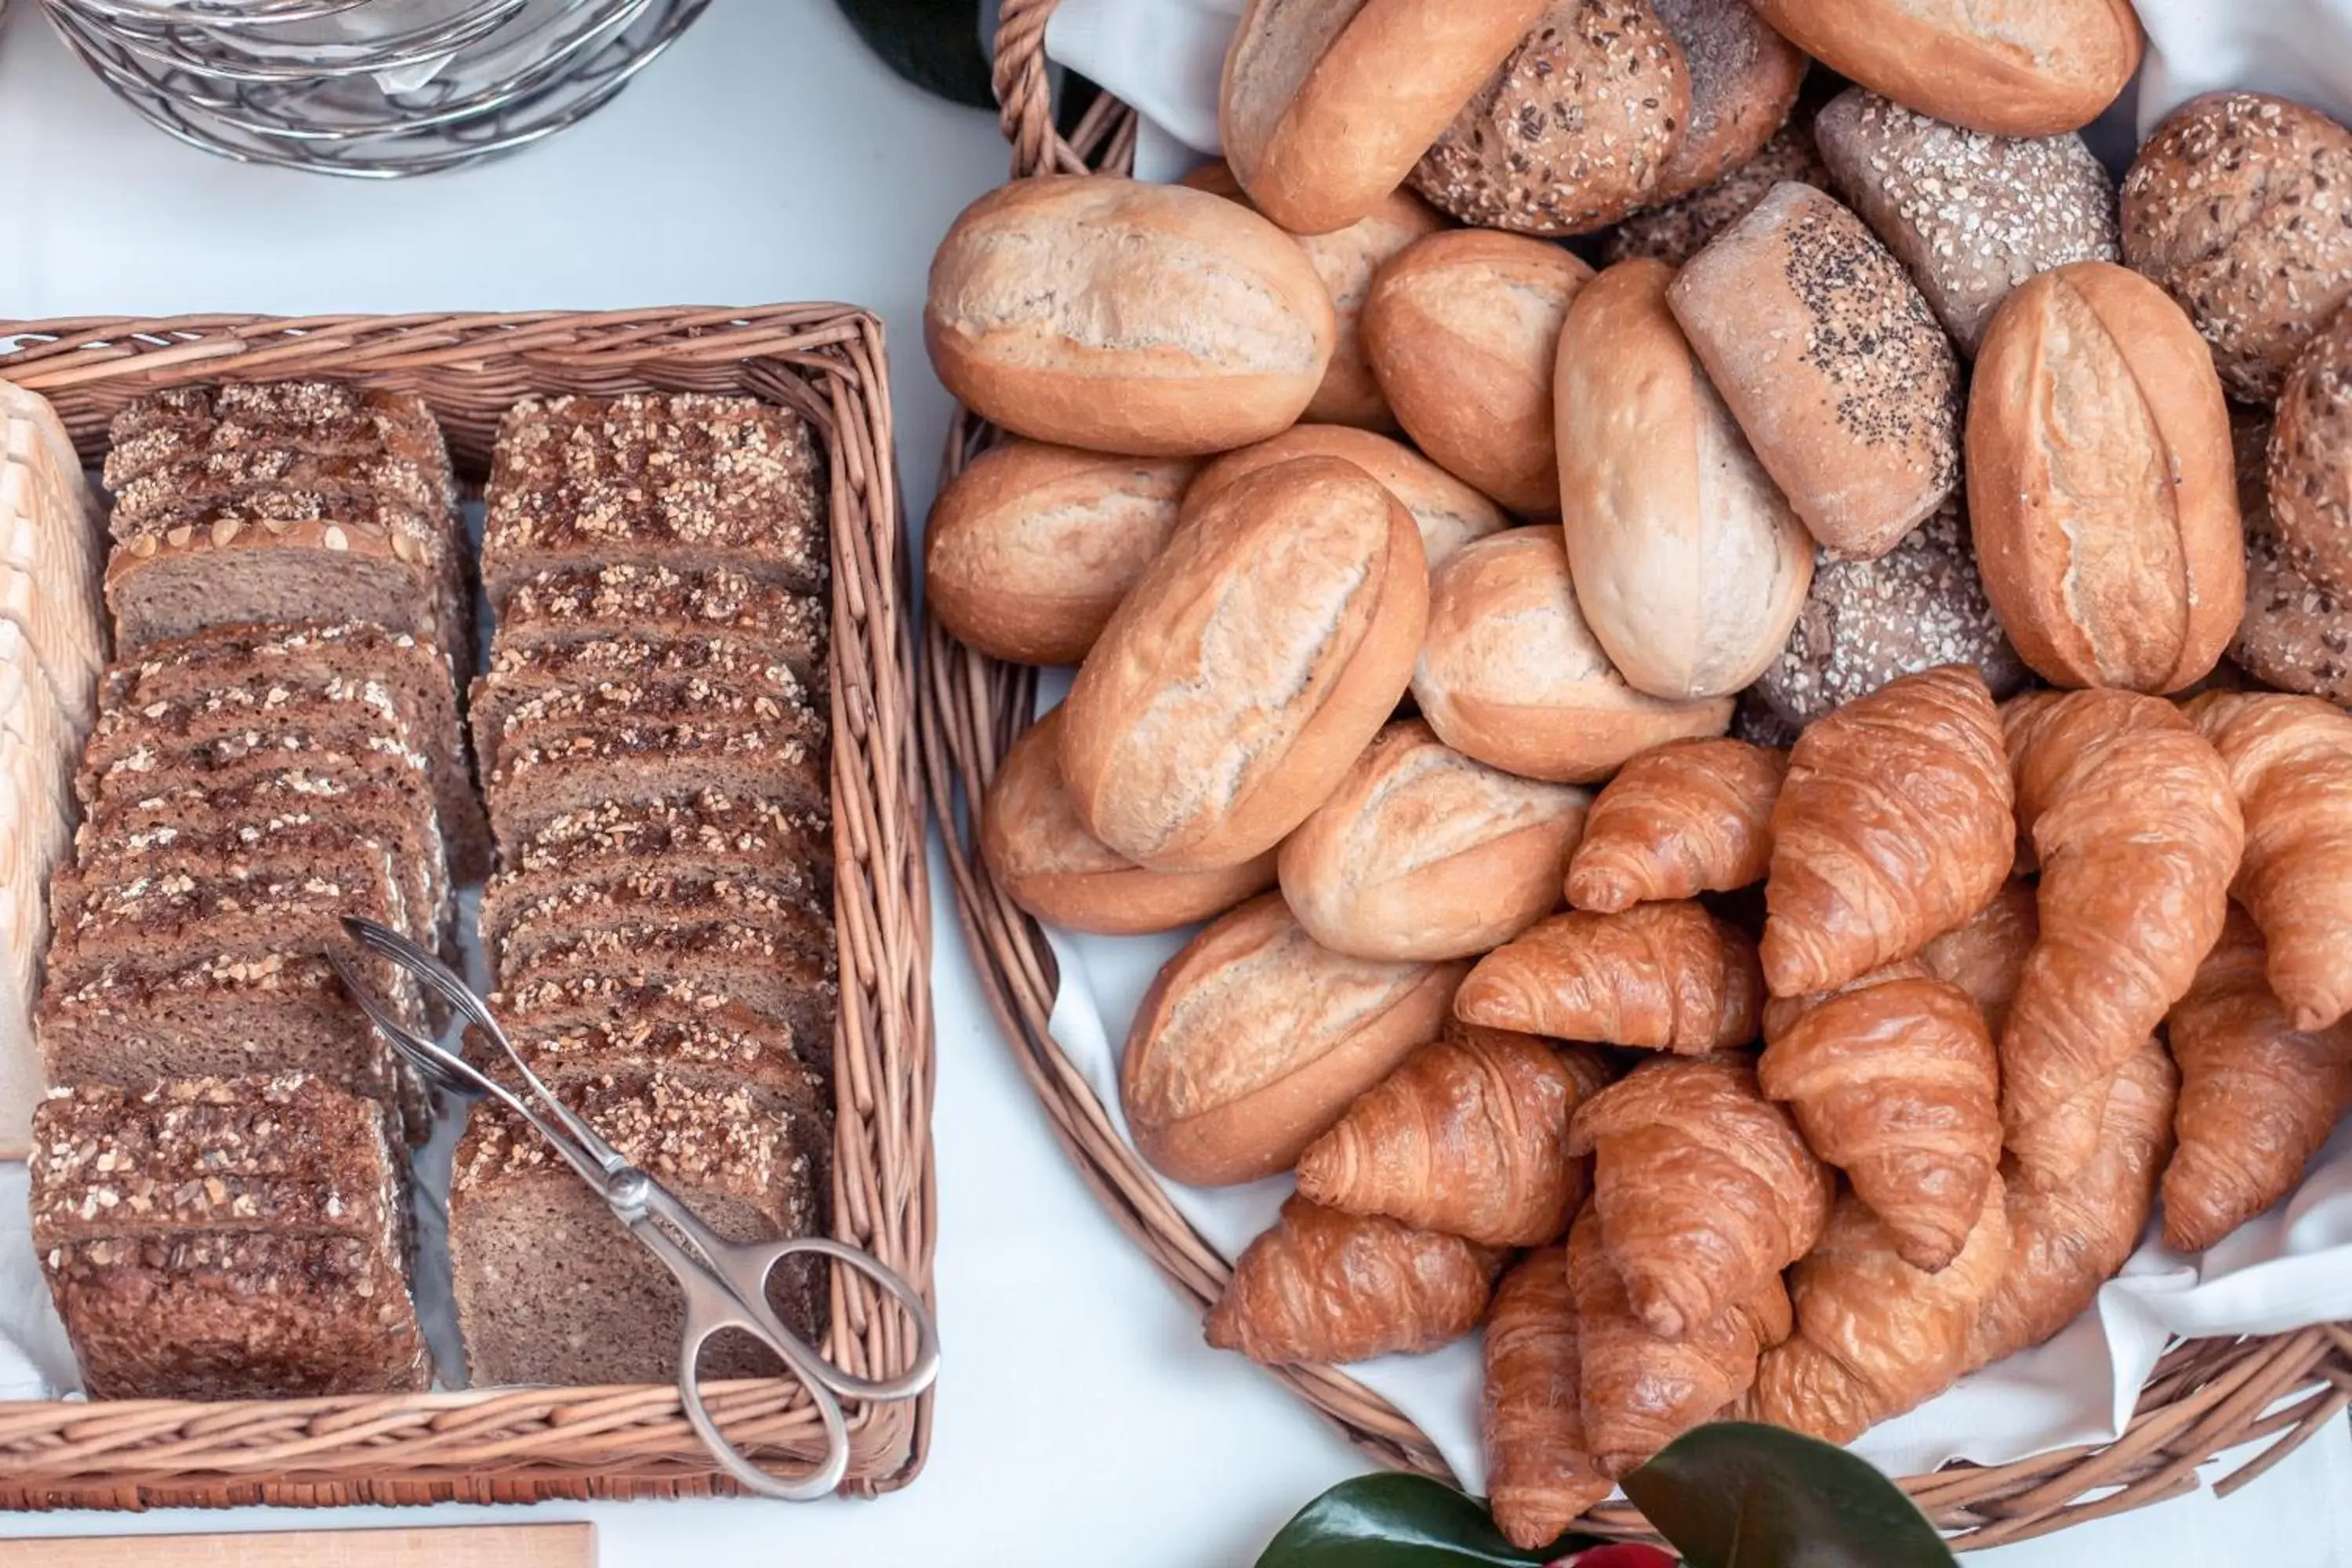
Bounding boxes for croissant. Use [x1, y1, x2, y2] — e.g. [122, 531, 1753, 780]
[2000, 691, 2242, 1189]
[1917, 879, 2039, 1038]
[1566, 1056, 1833, 1340]
[1759, 971, 2002, 1272]
[1484, 1247, 1613, 1548]
[1298, 1023, 1612, 1247]
[1968, 1036, 2175, 1368]
[1740, 1181, 2009, 1444]
[1205, 1196, 1506, 1365]
[2187, 693, 2352, 1031]
[1761, 665, 2014, 996]
[1455, 904, 1763, 1052]
[2162, 909, 2352, 1254]
[1565, 739, 1788, 913]
[1566, 1207, 1789, 1477]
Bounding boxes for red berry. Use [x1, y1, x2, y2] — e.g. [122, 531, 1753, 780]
[1563, 1546, 1677, 1568]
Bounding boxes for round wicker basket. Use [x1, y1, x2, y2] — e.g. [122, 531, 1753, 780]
[918, 0, 2352, 1548]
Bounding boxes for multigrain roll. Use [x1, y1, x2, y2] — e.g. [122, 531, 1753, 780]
[1363, 230, 1593, 514]
[1647, 0, 1809, 201]
[1221, 0, 1548, 235]
[2268, 308, 2352, 596]
[2235, 413, 2352, 702]
[1059, 456, 1427, 871]
[1555, 259, 1814, 701]
[1967, 262, 2243, 693]
[926, 176, 1334, 455]
[1185, 425, 1509, 570]
[2123, 93, 2352, 401]
[925, 440, 1196, 666]
[1413, 530, 1733, 782]
[1668, 182, 1962, 560]
[1602, 117, 1830, 267]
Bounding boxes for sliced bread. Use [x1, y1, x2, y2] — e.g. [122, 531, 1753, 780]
[471, 634, 818, 779]
[491, 916, 837, 1058]
[486, 716, 826, 848]
[495, 564, 826, 686]
[484, 868, 830, 978]
[497, 972, 833, 1080]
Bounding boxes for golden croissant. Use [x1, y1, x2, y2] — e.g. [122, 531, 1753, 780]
[1567, 1055, 1833, 1340]
[1205, 1196, 1505, 1365]
[1568, 1209, 1791, 1479]
[1298, 1023, 1611, 1247]
[2000, 691, 2242, 1189]
[1762, 665, 2014, 996]
[1918, 879, 2039, 1038]
[1566, 739, 1787, 913]
[1484, 1246, 1613, 1548]
[2187, 693, 2352, 1031]
[1455, 903, 1763, 1052]
[2163, 909, 2352, 1254]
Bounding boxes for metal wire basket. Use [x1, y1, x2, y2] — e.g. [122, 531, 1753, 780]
[41, 0, 712, 177]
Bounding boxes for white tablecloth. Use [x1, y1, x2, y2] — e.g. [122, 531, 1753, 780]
[0, 5, 2347, 1563]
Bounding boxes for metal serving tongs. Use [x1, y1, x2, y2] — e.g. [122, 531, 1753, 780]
[325, 916, 941, 1501]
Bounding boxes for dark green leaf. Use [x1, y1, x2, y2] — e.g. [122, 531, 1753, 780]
[834, 0, 996, 108]
[1622, 1423, 1957, 1568]
[1257, 1473, 1605, 1568]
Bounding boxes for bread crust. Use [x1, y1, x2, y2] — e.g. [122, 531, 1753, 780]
[1185, 423, 1509, 571]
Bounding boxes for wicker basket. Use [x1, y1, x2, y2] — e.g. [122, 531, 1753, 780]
[917, 0, 2352, 1549]
[0, 305, 935, 1509]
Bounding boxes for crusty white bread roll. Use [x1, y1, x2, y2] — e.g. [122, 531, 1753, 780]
[1744, 0, 2141, 137]
[1668, 182, 1962, 561]
[927, 176, 1334, 456]
[1412, 529, 1732, 782]
[926, 439, 1196, 666]
[1059, 456, 1428, 871]
[1363, 230, 1592, 514]
[1967, 261, 2243, 694]
[1555, 258, 1814, 701]
[1220, 0, 1547, 236]
[1185, 425, 1508, 572]
[1122, 893, 1468, 1185]
[1278, 720, 1589, 961]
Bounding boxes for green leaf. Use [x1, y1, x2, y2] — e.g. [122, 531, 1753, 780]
[1257, 1473, 1605, 1568]
[834, 0, 996, 109]
[1621, 1423, 1957, 1568]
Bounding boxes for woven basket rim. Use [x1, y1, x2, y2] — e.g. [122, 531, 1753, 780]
[0, 303, 938, 1511]
[911, 0, 2352, 1551]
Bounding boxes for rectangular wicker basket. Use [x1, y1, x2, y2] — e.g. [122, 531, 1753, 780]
[0, 307, 936, 1510]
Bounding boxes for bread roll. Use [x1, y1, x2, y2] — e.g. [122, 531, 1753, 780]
[1413, 0, 1690, 237]
[2270, 308, 2352, 597]
[1602, 116, 1829, 268]
[982, 711, 1277, 935]
[1668, 182, 1962, 560]
[1059, 456, 1428, 871]
[2234, 413, 2352, 703]
[1186, 425, 1509, 571]
[1414, 530, 1733, 782]
[1967, 262, 2243, 693]
[1555, 259, 1813, 701]
[1813, 89, 2119, 356]
[1123, 894, 1468, 1185]
[926, 176, 1334, 456]
[1221, 0, 1548, 236]
[926, 440, 1196, 665]
[1278, 720, 1591, 961]
[2123, 93, 2352, 401]
[1647, 0, 1809, 201]
[1744, 0, 2140, 136]
[1364, 230, 1593, 514]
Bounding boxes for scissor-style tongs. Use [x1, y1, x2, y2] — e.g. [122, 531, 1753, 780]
[327, 915, 941, 1501]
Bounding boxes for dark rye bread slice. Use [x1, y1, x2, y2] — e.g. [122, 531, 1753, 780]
[501, 792, 832, 898]
[495, 564, 826, 688]
[79, 670, 436, 811]
[451, 1067, 829, 1387]
[492, 916, 837, 1058]
[104, 383, 456, 509]
[483, 867, 832, 978]
[487, 714, 826, 850]
[498, 972, 833, 1078]
[484, 672, 827, 791]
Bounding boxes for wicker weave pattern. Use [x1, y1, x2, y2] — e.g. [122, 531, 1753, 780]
[0, 306, 936, 1509]
[915, 0, 2352, 1548]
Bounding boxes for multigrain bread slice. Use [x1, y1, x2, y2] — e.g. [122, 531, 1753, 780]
[486, 717, 827, 848]
[471, 634, 820, 779]
[451, 1067, 829, 1387]
[60, 811, 432, 943]
[503, 1003, 833, 1100]
[495, 564, 826, 688]
[483, 868, 831, 977]
[499, 792, 832, 897]
[77, 669, 437, 810]
[498, 973, 833, 1079]
[110, 450, 447, 538]
[104, 383, 456, 506]
[494, 916, 837, 1049]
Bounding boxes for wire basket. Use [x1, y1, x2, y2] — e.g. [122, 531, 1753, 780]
[39, 0, 710, 177]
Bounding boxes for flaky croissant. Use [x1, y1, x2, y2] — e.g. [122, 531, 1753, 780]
[1455, 904, 1763, 1052]
[1205, 1196, 1505, 1365]
[1968, 1036, 2175, 1368]
[2000, 691, 2242, 1189]
[1762, 665, 2014, 996]
[1298, 1023, 1612, 1247]
[1759, 971, 2002, 1273]
[1918, 879, 2039, 1038]
[1568, 1209, 1791, 1479]
[2187, 693, 2352, 1031]
[1566, 739, 1787, 913]
[1485, 1246, 1613, 1548]
[2162, 909, 2352, 1254]
[1567, 1056, 1833, 1340]
[1740, 1181, 2009, 1444]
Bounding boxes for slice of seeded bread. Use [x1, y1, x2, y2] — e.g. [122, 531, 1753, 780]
[486, 716, 826, 849]
[491, 916, 837, 1059]
[104, 383, 455, 509]
[496, 973, 833, 1080]
[471, 634, 818, 780]
[495, 564, 825, 687]
[483, 868, 831, 980]
[499, 792, 831, 897]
